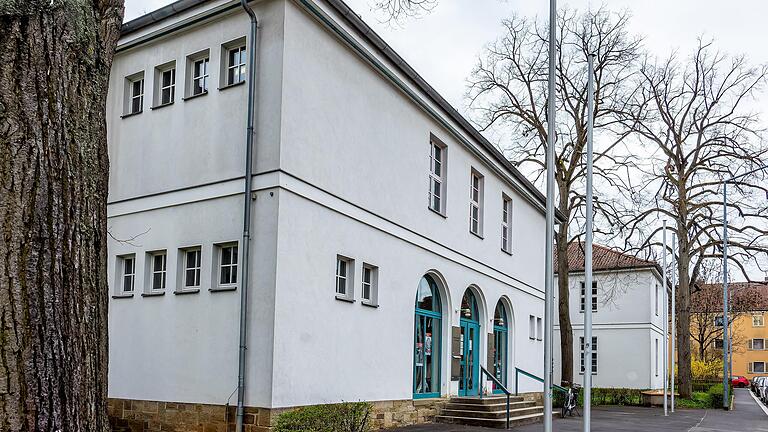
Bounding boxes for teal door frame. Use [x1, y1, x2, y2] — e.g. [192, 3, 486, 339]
[459, 318, 480, 396]
[492, 324, 508, 394]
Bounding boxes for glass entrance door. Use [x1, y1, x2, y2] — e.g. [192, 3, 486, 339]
[459, 319, 480, 396]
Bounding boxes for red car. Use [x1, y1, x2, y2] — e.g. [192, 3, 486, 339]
[732, 376, 750, 388]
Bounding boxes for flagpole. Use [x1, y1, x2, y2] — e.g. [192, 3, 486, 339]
[671, 230, 676, 412]
[582, 53, 595, 432]
[543, 0, 557, 430]
[663, 221, 668, 416]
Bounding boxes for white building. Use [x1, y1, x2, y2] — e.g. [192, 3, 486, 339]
[553, 243, 669, 390]
[106, 0, 554, 430]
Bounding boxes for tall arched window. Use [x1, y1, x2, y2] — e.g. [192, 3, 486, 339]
[492, 301, 509, 392]
[459, 289, 481, 396]
[414, 275, 442, 398]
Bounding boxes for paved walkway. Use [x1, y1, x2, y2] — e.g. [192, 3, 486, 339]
[387, 389, 768, 432]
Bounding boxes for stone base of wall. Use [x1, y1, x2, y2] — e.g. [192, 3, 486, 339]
[108, 397, 445, 431]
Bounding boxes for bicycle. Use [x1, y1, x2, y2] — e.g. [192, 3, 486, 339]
[561, 382, 581, 418]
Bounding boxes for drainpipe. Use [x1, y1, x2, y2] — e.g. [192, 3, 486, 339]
[236, 1, 258, 431]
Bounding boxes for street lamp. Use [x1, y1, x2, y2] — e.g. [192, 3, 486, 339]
[721, 164, 768, 409]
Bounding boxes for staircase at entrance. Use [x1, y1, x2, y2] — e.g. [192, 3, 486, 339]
[436, 395, 544, 428]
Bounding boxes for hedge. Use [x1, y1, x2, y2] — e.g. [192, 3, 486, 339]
[273, 402, 372, 432]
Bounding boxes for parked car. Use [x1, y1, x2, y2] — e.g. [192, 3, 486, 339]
[757, 378, 768, 403]
[732, 376, 750, 388]
[751, 376, 766, 394]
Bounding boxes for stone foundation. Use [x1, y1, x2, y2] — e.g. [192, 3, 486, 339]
[108, 397, 446, 431]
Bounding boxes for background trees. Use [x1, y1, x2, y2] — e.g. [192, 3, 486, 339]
[466, 8, 641, 385]
[619, 41, 768, 397]
[0, 0, 124, 430]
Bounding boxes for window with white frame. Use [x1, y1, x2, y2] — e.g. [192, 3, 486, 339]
[149, 251, 167, 291]
[580, 281, 598, 312]
[124, 73, 144, 115]
[753, 314, 765, 327]
[118, 255, 135, 294]
[655, 338, 659, 376]
[655, 284, 659, 316]
[182, 247, 202, 289]
[428, 137, 446, 214]
[750, 338, 765, 350]
[580, 336, 598, 374]
[226, 45, 246, 85]
[501, 195, 512, 253]
[529, 315, 536, 340]
[335, 256, 354, 299]
[186, 50, 210, 97]
[159, 67, 175, 105]
[469, 170, 484, 236]
[361, 263, 378, 306]
[216, 244, 238, 288]
[750, 362, 766, 373]
[536, 317, 543, 341]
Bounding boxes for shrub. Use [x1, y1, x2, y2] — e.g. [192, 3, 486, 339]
[274, 402, 372, 432]
[676, 392, 712, 409]
[692, 359, 723, 380]
[708, 384, 724, 409]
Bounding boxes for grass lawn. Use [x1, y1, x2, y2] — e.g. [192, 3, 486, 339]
[675, 392, 712, 409]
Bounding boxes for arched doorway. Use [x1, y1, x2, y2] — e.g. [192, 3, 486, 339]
[414, 275, 442, 398]
[459, 289, 481, 396]
[492, 300, 509, 393]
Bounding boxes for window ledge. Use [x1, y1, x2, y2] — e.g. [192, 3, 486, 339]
[210, 285, 237, 293]
[501, 248, 512, 256]
[428, 206, 447, 219]
[182, 91, 208, 101]
[470, 231, 484, 240]
[335, 295, 355, 303]
[120, 110, 143, 119]
[150, 101, 174, 110]
[218, 80, 246, 91]
[174, 288, 200, 295]
[112, 293, 134, 299]
[361, 301, 379, 308]
[141, 291, 165, 297]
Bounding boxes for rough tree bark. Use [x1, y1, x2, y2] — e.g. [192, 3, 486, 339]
[0, 1, 123, 430]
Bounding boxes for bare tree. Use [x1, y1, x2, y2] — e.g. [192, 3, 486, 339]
[620, 40, 768, 397]
[466, 8, 641, 385]
[0, 0, 123, 430]
[373, 0, 438, 23]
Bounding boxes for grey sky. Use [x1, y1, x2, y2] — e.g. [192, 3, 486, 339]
[124, 0, 768, 112]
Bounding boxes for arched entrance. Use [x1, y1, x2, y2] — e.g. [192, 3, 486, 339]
[492, 300, 509, 393]
[459, 289, 481, 396]
[414, 275, 442, 398]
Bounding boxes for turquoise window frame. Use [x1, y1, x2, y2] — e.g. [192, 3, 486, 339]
[413, 276, 442, 399]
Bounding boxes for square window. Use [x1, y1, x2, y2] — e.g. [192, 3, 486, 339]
[469, 170, 484, 236]
[218, 244, 238, 287]
[754, 362, 766, 373]
[147, 251, 167, 292]
[227, 46, 246, 85]
[361, 263, 379, 306]
[123, 72, 145, 116]
[185, 49, 210, 98]
[180, 247, 202, 290]
[753, 314, 764, 327]
[335, 256, 354, 300]
[116, 254, 136, 294]
[751, 339, 765, 350]
[428, 136, 447, 215]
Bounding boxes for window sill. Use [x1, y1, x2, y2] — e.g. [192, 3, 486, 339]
[150, 101, 174, 110]
[361, 301, 379, 308]
[335, 295, 355, 303]
[428, 206, 447, 219]
[501, 248, 512, 256]
[174, 288, 200, 295]
[218, 80, 246, 91]
[112, 293, 134, 299]
[210, 285, 237, 293]
[183, 91, 208, 101]
[141, 291, 165, 297]
[470, 231, 484, 240]
[120, 110, 143, 119]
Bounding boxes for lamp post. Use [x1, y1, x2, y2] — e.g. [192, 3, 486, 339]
[722, 164, 768, 409]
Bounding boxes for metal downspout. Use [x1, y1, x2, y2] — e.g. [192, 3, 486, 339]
[237, 1, 258, 431]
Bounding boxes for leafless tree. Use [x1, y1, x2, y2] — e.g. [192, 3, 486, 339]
[0, 0, 124, 429]
[466, 7, 642, 386]
[619, 40, 768, 397]
[373, 0, 438, 23]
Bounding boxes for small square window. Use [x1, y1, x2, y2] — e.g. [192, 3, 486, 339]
[753, 314, 764, 327]
[178, 247, 202, 292]
[146, 251, 167, 292]
[217, 244, 238, 288]
[153, 61, 176, 107]
[116, 254, 136, 295]
[753, 362, 766, 373]
[227, 46, 246, 85]
[361, 263, 379, 307]
[185, 49, 210, 98]
[751, 339, 765, 350]
[335, 255, 354, 301]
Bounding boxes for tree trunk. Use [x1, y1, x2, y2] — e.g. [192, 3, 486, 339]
[0, 1, 123, 430]
[556, 216, 573, 386]
[676, 243, 693, 398]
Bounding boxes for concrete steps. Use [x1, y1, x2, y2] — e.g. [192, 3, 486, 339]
[436, 395, 544, 429]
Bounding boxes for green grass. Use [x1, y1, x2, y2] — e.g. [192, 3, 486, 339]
[675, 392, 712, 409]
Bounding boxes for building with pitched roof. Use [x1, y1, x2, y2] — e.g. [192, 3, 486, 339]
[553, 243, 669, 389]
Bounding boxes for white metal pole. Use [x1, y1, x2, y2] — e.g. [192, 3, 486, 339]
[583, 53, 595, 432]
[671, 231, 676, 412]
[722, 181, 730, 409]
[543, 0, 556, 429]
[663, 221, 668, 416]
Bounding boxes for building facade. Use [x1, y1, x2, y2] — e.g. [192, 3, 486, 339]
[106, 0, 551, 430]
[553, 243, 668, 389]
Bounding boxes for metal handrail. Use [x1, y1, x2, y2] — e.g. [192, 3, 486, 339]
[480, 366, 511, 429]
[515, 367, 567, 396]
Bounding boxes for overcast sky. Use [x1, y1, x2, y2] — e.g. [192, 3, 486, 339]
[124, 0, 768, 112]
